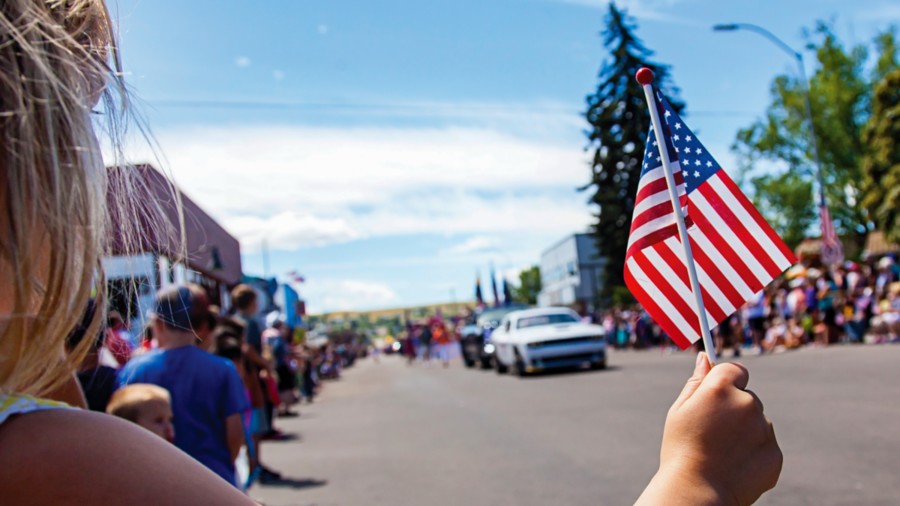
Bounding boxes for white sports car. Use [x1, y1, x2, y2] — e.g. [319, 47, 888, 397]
[492, 307, 607, 376]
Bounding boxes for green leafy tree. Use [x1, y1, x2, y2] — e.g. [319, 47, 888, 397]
[581, 2, 683, 303]
[733, 24, 898, 249]
[513, 266, 542, 305]
[873, 28, 899, 84]
[861, 68, 900, 242]
[749, 171, 815, 248]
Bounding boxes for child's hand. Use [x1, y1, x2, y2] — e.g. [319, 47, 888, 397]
[637, 353, 782, 505]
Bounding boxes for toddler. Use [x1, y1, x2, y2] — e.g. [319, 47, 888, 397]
[107, 384, 175, 443]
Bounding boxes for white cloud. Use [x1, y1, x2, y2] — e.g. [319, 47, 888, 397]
[358, 192, 591, 238]
[447, 236, 502, 255]
[500, 266, 527, 285]
[133, 122, 593, 250]
[306, 279, 397, 313]
[234, 56, 251, 68]
[228, 212, 359, 252]
[272, 70, 285, 81]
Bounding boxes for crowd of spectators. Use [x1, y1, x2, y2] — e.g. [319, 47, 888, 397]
[598, 255, 900, 355]
[399, 318, 460, 367]
[67, 282, 350, 494]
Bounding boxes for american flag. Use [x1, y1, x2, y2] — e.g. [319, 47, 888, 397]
[490, 266, 501, 308]
[624, 90, 797, 349]
[819, 199, 843, 266]
[287, 270, 305, 284]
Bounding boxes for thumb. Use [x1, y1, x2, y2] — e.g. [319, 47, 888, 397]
[673, 352, 712, 409]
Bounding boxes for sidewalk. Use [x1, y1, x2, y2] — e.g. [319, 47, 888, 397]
[250, 359, 387, 506]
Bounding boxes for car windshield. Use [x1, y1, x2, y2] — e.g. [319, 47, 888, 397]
[517, 313, 579, 329]
[476, 306, 525, 326]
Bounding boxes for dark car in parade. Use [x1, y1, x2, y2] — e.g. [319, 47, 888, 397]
[460, 304, 529, 368]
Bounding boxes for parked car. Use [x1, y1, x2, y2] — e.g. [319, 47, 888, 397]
[492, 307, 607, 376]
[459, 304, 529, 368]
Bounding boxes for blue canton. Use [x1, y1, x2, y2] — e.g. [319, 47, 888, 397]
[640, 91, 722, 194]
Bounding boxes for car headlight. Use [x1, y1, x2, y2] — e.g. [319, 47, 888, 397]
[483, 343, 496, 354]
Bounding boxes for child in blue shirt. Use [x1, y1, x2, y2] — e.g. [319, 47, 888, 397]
[118, 285, 247, 486]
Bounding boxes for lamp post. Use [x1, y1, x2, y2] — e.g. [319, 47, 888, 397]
[713, 23, 839, 262]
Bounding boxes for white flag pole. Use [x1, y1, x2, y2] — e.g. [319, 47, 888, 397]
[636, 68, 718, 366]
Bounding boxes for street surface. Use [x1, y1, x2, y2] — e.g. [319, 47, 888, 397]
[254, 346, 900, 506]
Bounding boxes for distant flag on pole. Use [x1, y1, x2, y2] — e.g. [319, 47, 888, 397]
[502, 278, 513, 307]
[490, 265, 501, 307]
[287, 270, 305, 284]
[626, 68, 797, 351]
[819, 198, 843, 266]
[475, 274, 485, 307]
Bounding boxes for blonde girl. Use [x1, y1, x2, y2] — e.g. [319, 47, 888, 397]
[0, 2, 780, 505]
[0, 1, 253, 503]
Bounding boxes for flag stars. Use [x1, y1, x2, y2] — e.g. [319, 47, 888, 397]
[686, 135, 692, 142]
[664, 110, 671, 118]
[694, 170, 700, 178]
[675, 123, 682, 130]
[706, 161, 713, 167]
[694, 159, 701, 166]
[673, 134, 680, 141]
[685, 147, 692, 154]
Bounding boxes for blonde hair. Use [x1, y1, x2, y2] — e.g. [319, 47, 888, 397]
[106, 384, 171, 422]
[0, 1, 162, 396]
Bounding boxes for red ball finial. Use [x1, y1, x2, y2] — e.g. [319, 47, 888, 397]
[636, 67, 654, 85]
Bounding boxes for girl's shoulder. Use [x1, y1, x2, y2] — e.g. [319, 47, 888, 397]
[0, 407, 255, 505]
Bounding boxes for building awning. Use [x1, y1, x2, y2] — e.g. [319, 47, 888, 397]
[107, 164, 242, 285]
[863, 231, 899, 258]
[794, 238, 821, 257]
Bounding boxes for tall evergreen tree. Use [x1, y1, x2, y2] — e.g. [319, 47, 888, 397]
[582, 2, 683, 305]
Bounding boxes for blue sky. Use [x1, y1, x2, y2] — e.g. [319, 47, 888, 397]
[114, 0, 899, 313]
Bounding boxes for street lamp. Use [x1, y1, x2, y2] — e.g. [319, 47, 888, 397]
[713, 23, 836, 259]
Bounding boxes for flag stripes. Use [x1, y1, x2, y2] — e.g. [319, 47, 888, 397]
[688, 226, 755, 302]
[624, 257, 695, 348]
[716, 174, 796, 262]
[627, 170, 796, 347]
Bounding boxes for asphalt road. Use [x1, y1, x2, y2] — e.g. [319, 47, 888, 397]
[254, 345, 900, 506]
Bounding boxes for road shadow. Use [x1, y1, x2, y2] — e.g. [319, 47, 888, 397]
[267, 432, 303, 443]
[519, 365, 621, 379]
[257, 477, 328, 490]
[290, 411, 318, 420]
